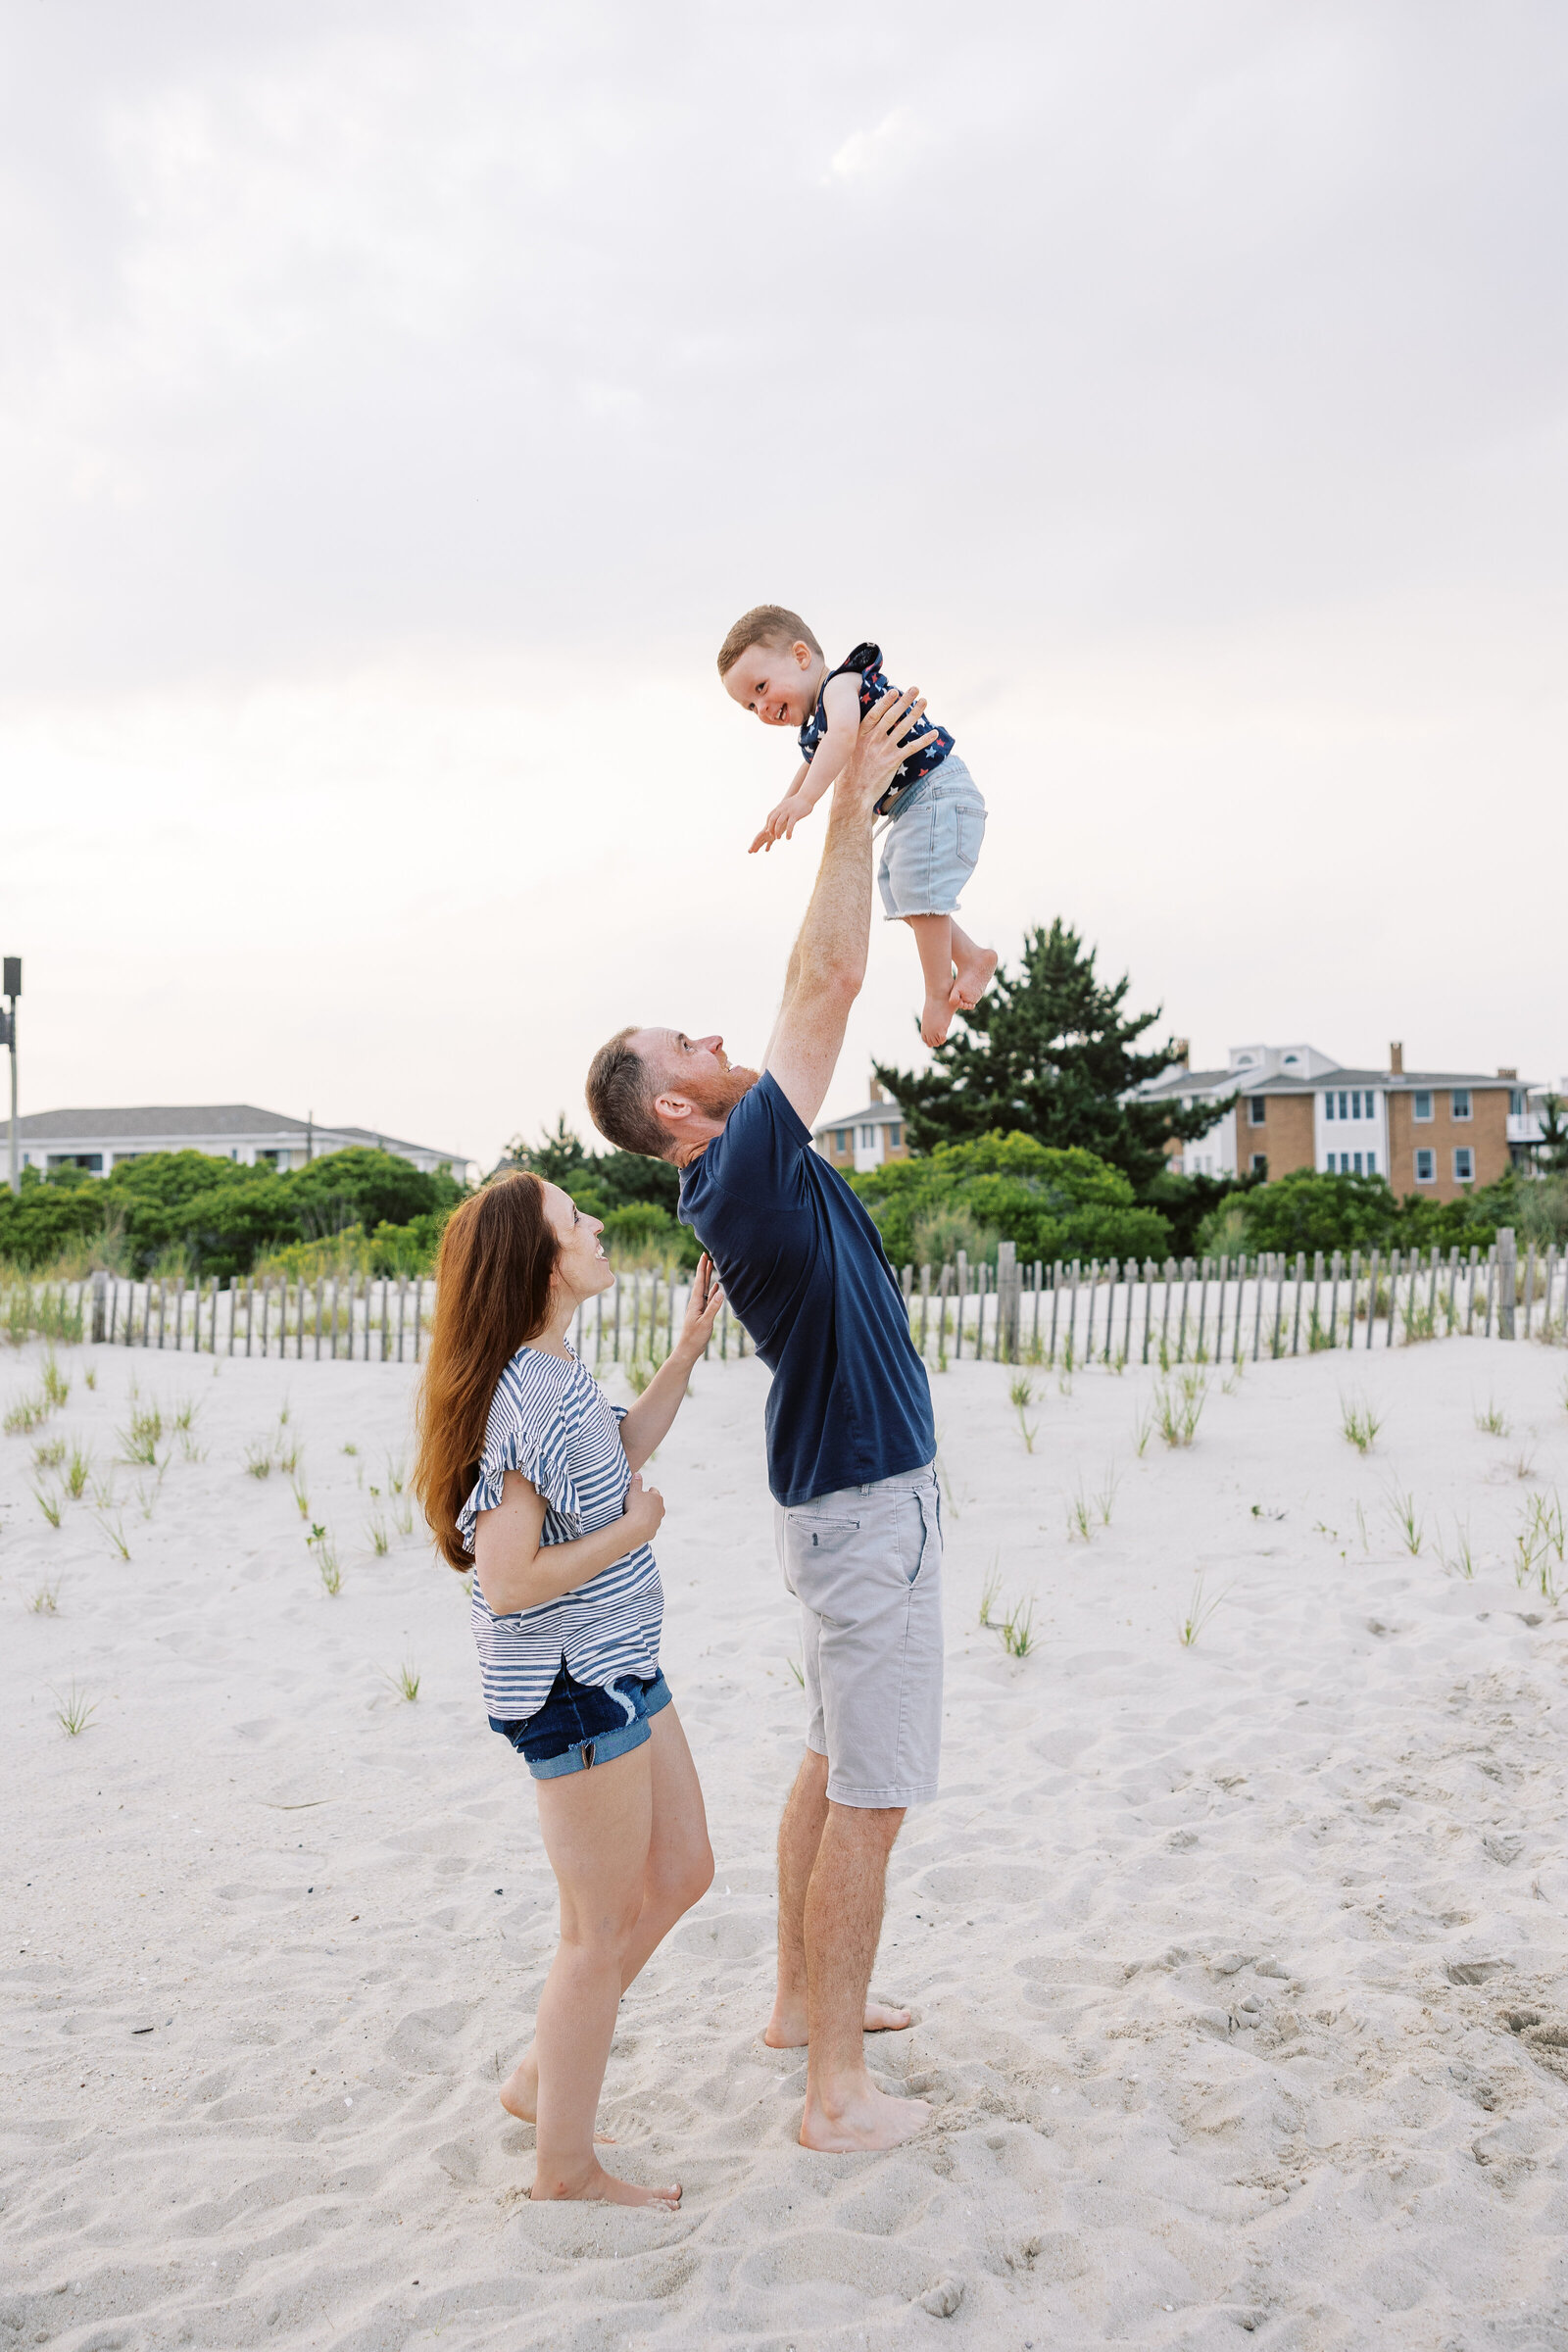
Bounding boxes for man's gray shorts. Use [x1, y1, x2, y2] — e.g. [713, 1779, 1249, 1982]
[774, 1462, 943, 1809]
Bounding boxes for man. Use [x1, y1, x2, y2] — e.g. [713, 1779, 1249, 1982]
[586, 687, 941, 2154]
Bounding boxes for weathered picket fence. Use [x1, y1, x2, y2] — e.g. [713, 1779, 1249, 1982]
[5, 1227, 1562, 1368]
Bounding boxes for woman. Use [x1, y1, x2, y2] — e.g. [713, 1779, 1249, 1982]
[414, 1172, 722, 2208]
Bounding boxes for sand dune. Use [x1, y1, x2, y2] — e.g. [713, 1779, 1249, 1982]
[4, 1331, 1568, 2348]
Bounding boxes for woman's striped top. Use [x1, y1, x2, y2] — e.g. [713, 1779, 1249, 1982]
[456, 1343, 661, 1723]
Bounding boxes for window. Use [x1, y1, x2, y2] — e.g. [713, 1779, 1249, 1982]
[889, 1122, 902, 1149]
[1451, 1089, 1472, 1120]
[1454, 1147, 1474, 1183]
[1367, 1152, 1376, 1174]
[1412, 1092, 1433, 1121]
[1414, 1149, 1435, 1183]
[1338, 1091, 1349, 1120]
[1352, 1152, 1363, 1173]
[1324, 1093, 1336, 1121]
[833, 1128, 849, 1152]
[1250, 1152, 1267, 1176]
[1248, 1097, 1266, 1126]
[1510, 1090, 1525, 1117]
[858, 1124, 876, 1150]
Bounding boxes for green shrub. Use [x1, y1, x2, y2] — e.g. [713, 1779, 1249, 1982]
[851, 1132, 1173, 1269]
[598, 1202, 701, 1269]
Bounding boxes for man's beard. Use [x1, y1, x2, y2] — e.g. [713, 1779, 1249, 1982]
[682, 1062, 760, 1120]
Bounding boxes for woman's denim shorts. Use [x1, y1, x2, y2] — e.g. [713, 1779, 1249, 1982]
[489, 1661, 671, 1781]
[877, 753, 988, 920]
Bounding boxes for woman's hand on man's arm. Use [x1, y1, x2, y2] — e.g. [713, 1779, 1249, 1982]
[472, 1467, 664, 1616]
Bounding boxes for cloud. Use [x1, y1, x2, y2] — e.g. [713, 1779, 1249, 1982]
[0, 2, 1564, 1157]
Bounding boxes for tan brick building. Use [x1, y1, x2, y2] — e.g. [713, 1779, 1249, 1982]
[1136, 1044, 1522, 1204]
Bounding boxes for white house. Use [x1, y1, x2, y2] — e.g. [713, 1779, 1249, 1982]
[11, 1104, 471, 1182]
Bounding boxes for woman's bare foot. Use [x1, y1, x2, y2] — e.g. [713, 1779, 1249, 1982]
[499, 2048, 538, 2122]
[530, 2157, 680, 2209]
[920, 993, 955, 1049]
[500, 2048, 613, 2143]
[950, 944, 997, 1012]
[762, 1996, 911, 2051]
[800, 2080, 931, 2153]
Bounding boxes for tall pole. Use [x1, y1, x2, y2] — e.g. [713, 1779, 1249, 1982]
[3, 956, 19, 1197]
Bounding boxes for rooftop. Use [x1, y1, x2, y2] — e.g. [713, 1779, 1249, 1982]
[13, 1103, 466, 1159]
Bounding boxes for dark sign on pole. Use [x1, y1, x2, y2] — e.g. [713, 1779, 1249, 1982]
[2, 957, 20, 998]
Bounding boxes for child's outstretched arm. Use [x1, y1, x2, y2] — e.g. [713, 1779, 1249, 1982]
[748, 671, 862, 854]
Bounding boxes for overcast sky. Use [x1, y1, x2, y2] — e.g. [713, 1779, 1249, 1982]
[3, 1, 1565, 1169]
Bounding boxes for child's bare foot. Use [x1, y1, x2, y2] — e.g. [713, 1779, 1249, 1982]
[950, 944, 997, 1012]
[762, 1995, 911, 2050]
[501, 2048, 614, 2143]
[921, 993, 954, 1049]
[530, 2157, 680, 2209]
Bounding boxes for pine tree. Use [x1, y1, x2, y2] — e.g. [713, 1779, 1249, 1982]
[873, 919, 1229, 1196]
[1536, 1093, 1568, 1177]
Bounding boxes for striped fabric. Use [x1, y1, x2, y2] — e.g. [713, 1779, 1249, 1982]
[456, 1344, 662, 1723]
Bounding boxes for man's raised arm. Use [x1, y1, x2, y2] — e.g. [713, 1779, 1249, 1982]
[763, 688, 926, 1130]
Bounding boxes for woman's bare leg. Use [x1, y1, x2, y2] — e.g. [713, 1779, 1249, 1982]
[526, 1742, 681, 2207]
[502, 1706, 712, 2130]
[948, 920, 997, 1011]
[905, 914, 956, 1047]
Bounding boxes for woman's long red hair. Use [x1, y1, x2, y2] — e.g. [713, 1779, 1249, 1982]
[414, 1172, 561, 1570]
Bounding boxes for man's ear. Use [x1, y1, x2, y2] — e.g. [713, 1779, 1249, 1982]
[651, 1089, 691, 1130]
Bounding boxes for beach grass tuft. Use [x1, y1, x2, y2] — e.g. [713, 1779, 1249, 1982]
[63, 1443, 91, 1499]
[999, 1596, 1036, 1657]
[97, 1511, 130, 1560]
[51, 1682, 96, 1737]
[368, 1511, 390, 1556]
[1153, 1369, 1207, 1448]
[1436, 1514, 1476, 1581]
[32, 1486, 62, 1529]
[1178, 1574, 1228, 1648]
[1008, 1374, 1038, 1453]
[289, 1474, 311, 1519]
[1382, 1484, 1424, 1555]
[386, 1659, 421, 1701]
[786, 1656, 804, 1688]
[83, 1367, 96, 1392]
[4, 1388, 49, 1436]
[40, 1350, 70, 1409]
[29, 1579, 60, 1614]
[118, 1403, 165, 1467]
[243, 1440, 273, 1480]
[978, 1563, 1002, 1628]
[32, 1435, 66, 1471]
[1340, 1394, 1383, 1454]
[1475, 1396, 1509, 1437]
[308, 1523, 341, 1595]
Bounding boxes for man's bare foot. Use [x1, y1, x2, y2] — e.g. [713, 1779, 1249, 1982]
[950, 945, 998, 1012]
[920, 992, 954, 1049]
[500, 2049, 613, 2143]
[800, 2079, 931, 2153]
[530, 2158, 680, 2209]
[762, 1997, 911, 2051]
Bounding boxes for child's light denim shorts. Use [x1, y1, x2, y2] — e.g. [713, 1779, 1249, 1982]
[876, 753, 987, 920]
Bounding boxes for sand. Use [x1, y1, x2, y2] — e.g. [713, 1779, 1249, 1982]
[4, 1329, 1568, 2350]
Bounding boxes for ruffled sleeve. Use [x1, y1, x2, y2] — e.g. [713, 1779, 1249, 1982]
[456, 1367, 583, 1554]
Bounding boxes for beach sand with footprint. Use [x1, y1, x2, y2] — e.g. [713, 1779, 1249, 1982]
[3, 1331, 1567, 2347]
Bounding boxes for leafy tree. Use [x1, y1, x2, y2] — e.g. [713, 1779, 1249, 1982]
[1536, 1094, 1568, 1177]
[506, 1118, 680, 1218]
[0, 1179, 107, 1270]
[1218, 1169, 1399, 1256]
[874, 919, 1228, 1195]
[287, 1147, 454, 1235]
[850, 1132, 1172, 1268]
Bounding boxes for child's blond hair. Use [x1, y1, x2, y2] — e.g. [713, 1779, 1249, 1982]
[716, 605, 822, 680]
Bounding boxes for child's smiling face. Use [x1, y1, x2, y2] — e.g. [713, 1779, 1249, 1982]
[721, 636, 824, 729]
